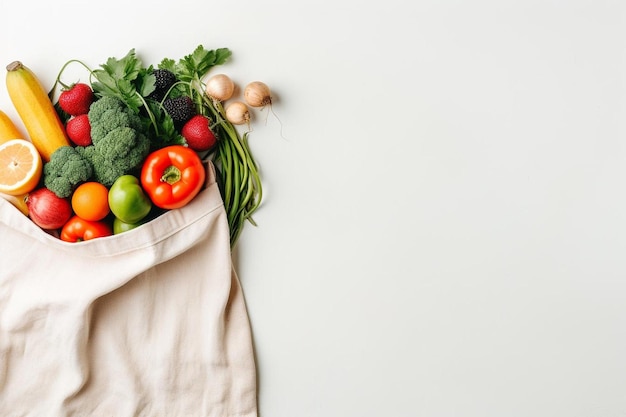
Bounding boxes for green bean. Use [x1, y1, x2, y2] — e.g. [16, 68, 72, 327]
[200, 87, 263, 248]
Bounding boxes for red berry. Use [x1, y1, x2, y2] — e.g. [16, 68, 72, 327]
[58, 83, 95, 116]
[66, 114, 92, 146]
[181, 115, 217, 151]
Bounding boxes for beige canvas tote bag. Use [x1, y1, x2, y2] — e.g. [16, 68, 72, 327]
[0, 162, 257, 417]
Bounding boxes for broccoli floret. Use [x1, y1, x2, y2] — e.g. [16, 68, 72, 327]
[90, 108, 138, 145]
[87, 96, 124, 121]
[84, 97, 151, 187]
[79, 128, 150, 187]
[43, 146, 93, 198]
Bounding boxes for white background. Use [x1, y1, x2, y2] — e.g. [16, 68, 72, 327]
[2, 1, 626, 416]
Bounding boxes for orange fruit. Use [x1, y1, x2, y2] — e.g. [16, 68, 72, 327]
[71, 181, 110, 221]
[0, 138, 42, 195]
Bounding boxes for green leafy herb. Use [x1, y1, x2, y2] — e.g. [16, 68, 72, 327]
[163, 45, 232, 82]
[144, 101, 185, 149]
[91, 49, 153, 112]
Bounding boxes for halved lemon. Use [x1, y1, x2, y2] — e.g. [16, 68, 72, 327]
[0, 138, 42, 195]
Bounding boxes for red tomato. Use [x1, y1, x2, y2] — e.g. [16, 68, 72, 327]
[60, 215, 112, 242]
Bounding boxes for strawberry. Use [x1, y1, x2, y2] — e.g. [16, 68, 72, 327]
[65, 114, 92, 146]
[58, 83, 95, 116]
[181, 115, 217, 151]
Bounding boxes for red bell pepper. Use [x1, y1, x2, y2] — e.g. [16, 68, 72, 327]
[140, 145, 206, 210]
[60, 216, 113, 242]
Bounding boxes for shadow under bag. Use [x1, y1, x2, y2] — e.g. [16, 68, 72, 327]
[0, 162, 258, 417]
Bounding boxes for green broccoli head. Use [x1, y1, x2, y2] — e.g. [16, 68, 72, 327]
[90, 108, 139, 145]
[88, 96, 143, 145]
[88, 96, 122, 121]
[79, 127, 150, 187]
[43, 146, 94, 198]
[83, 96, 151, 187]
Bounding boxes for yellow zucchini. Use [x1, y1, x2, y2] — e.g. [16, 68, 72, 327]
[5, 61, 69, 161]
[0, 110, 29, 215]
[0, 192, 28, 215]
[0, 109, 25, 145]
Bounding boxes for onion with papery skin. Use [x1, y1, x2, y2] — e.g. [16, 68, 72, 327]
[244, 81, 272, 108]
[225, 101, 251, 126]
[205, 74, 235, 102]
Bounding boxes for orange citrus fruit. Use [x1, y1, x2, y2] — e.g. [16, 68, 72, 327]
[71, 181, 110, 221]
[0, 138, 42, 195]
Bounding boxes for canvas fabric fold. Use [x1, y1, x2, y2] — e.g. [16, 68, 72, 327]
[0, 162, 257, 417]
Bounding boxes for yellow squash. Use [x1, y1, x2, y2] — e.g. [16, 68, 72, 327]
[0, 109, 25, 145]
[0, 192, 28, 215]
[5, 61, 69, 162]
[0, 109, 29, 215]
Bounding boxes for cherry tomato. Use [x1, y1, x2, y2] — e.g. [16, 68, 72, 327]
[60, 215, 112, 242]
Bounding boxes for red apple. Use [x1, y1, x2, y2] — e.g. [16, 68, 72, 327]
[26, 188, 73, 230]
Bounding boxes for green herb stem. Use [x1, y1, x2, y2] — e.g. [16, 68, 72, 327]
[48, 59, 95, 99]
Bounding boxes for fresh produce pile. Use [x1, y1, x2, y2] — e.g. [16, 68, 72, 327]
[0, 45, 270, 247]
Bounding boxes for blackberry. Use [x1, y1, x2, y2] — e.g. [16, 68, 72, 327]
[149, 69, 177, 101]
[163, 96, 196, 124]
